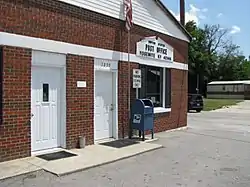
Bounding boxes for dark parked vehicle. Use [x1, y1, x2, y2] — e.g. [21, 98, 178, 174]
[188, 94, 204, 112]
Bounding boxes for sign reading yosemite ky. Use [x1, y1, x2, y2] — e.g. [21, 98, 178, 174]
[136, 36, 174, 61]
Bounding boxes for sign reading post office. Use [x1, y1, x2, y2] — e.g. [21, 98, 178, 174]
[136, 36, 174, 61]
[133, 69, 141, 88]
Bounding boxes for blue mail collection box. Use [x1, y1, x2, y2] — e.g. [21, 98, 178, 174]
[130, 99, 154, 140]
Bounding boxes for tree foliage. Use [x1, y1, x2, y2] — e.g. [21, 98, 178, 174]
[186, 21, 250, 94]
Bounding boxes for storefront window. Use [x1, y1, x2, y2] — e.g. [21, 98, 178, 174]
[140, 65, 171, 108]
[140, 65, 163, 107]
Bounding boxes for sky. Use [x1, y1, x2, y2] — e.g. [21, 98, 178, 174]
[163, 0, 250, 58]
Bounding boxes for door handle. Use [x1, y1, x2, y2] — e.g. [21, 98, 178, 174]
[31, 113, 34, 118]
[110, 104, 114, 111]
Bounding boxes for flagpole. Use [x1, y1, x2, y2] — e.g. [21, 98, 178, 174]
[124, 0, 132, 139]
[128, 29, 131, 135]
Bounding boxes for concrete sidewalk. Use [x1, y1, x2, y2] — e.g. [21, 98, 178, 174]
[0, 140, 162, 180]
[1, 102, 250, 187]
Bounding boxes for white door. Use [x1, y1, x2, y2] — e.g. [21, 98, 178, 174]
[94, 71, 114, 140]
[31, 66, 61, 152]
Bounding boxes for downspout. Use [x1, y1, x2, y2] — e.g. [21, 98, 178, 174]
[177, 0, 186, 128]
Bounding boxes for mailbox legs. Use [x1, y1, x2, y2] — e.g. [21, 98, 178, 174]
[130, 129, 154, 141]
[133, 130, 153, 141]
[142, 131, 145, 141]
[129, 128, 132, 139]
[129, 118, 133, 139]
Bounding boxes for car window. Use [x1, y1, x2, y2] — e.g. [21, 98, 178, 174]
[189, 94, 202, 101]
[196, 95, 202, 100]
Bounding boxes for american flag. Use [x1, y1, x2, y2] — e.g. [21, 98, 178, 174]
[124, 0, 133, 31]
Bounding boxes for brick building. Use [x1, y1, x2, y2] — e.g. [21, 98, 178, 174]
[0, 0, 190, 162]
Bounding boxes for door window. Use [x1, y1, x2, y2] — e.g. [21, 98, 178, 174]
[43, 83, 49, 102]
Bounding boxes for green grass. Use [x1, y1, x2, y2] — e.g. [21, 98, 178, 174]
[203, 99, 242, 111]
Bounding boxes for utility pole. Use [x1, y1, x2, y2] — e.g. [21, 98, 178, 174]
[180, 0, 185, 26]
[196, 73, 199, 94]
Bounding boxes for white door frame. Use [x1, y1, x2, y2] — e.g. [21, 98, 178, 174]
[31, 50, 66, 153]
[94, 58, 118, 142]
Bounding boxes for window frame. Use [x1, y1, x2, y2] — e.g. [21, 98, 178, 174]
[139, 65, 171, 113]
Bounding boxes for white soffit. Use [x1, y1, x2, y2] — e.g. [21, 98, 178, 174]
[57, 0, 190, 42]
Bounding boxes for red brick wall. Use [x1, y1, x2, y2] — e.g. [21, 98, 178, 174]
[154, 69, 188, 132]
[0, 0, 189, 63]
[66, 55, 94, 148]
[118, 63, 187, 138]
[0, 0, 188, 162]
[0, 46, 31, 162]
[118, 62, 139, 138]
